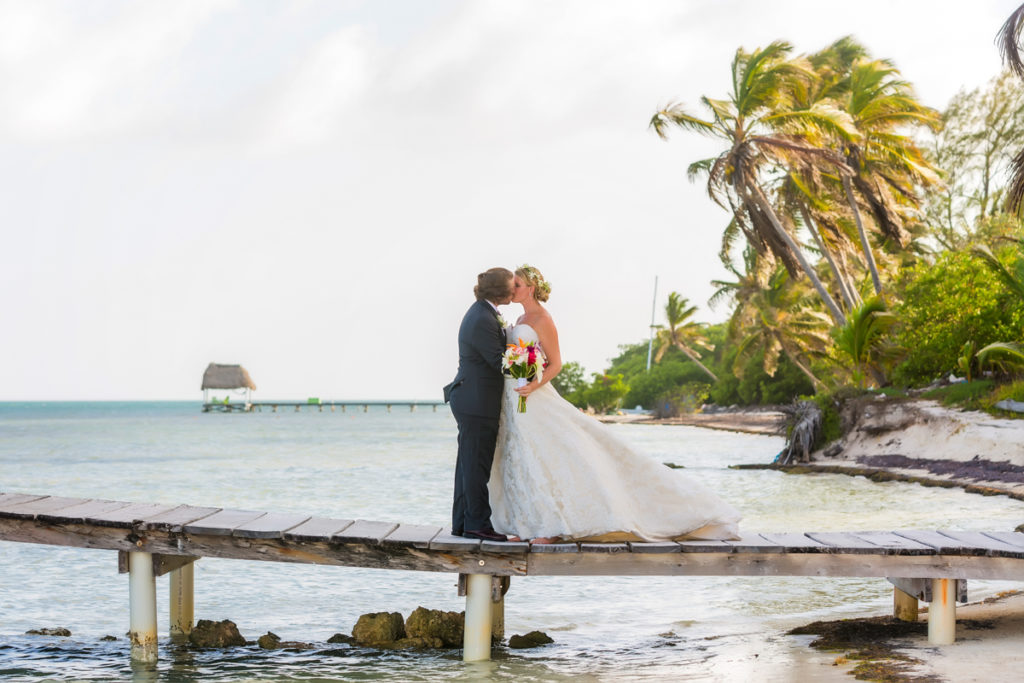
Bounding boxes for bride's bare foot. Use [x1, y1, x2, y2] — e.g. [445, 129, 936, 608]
[507, 535, 522, 542]
[530, 536, 559, 544]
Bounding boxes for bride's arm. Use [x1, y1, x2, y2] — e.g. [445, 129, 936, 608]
[516, 317, 561, 397]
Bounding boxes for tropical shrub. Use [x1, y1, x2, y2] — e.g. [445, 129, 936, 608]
[892, 249, 1024, 386]
[581, 373, 629, 414]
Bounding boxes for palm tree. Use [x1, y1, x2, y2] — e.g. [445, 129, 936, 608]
[999, 3, 1024, 214]
[832, 297, 898, 387]
[653, 292, 718, 382]
[651, 41, 851, 326]
[726, 264, 832, 393]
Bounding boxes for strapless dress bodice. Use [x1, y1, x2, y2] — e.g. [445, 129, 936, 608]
[506, 323, 540, 346]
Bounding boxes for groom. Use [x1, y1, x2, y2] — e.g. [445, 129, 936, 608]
[443, 267, 514, 542]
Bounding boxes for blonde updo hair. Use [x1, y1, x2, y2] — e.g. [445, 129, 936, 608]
[516, 264, 551, 302]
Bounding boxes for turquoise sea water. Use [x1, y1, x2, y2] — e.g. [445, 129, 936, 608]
[2, 402, 1024, 681]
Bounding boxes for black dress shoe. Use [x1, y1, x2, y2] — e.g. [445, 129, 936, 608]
[464, 528, 508, 542]
[451, 530, 464, 537]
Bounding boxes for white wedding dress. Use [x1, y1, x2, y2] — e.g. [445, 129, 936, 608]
[488, 324, 741, 542]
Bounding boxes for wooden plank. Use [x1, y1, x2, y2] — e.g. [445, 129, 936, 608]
[806, 532, 888, 554]
[525, 549, 1024, 579]
[628, 542, 682, 554]
[724, 534, 785, 553]
[85, 502, 181, 528]
[283, 517, 354, 542]
[36, 499, 133, 524]
[849, 531, 936, 555]
[0, 495, 87, 519]
[233, 513, 311, 539]
[0, 517, 526, 575]
[579, 542, 630, 554]
[429, 530, 481, 552]
[381, 524, 442, 549]
[677, 540, 732, 553]
[937, 530, 1024, 557]
[482, 540, 530, 554]
[982, 531, 1024, 551]
[527, 542, 579, 553]
[183, 509, 266, 536]
[138, 505, 221, 532]
[332, 520, 398, 544]
[893, 530, 987, 556]
[759, 532, 831, 553]
[0, 493, 46, 508]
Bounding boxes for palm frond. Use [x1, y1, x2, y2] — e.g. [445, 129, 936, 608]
[650, 103, 716, 139]
[1007, 147, 1024, 215]
[978, 342, 1024, 373]
[998, 3, 1024, 79]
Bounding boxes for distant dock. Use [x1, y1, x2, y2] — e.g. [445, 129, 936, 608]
[202, 400, 446, 413]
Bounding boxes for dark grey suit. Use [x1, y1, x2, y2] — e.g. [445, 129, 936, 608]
[443, 299, 506, 533]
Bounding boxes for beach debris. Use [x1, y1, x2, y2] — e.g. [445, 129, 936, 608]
[188, 619, 246, 648]
[405, 607, 464, 647]
[327, 633, 356, 645]
[663, 462, 685, 469]
[25, 627, 71, 637]
[352, 612, 405, 646]
[508, 630, 554, 648]
[100, 635, 118, 641]
[777, 400, 822, 464]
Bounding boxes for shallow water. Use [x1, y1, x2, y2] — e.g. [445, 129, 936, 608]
[2, 402, 1023, 681]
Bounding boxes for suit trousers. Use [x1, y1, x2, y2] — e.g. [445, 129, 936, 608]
[451, 410, 500, 533]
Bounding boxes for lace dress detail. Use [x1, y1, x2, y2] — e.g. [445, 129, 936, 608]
[488, 324, 741, 542]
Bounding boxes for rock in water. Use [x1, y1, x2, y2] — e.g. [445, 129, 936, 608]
[405, 607, 464, 647]
[508, 631, 554, 649]
[352, 612, 405, 646]
[257, 632, 281, 649]
[189, 619, 246, 648]
[25, 627, 71, 637]
[327, 633, 356, 645]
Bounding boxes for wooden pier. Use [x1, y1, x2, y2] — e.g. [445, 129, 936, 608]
[202, 400, 446, 413]
[3, 491, 1024, 662]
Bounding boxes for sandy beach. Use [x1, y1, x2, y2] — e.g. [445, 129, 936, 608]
[598, 409, 785, 435]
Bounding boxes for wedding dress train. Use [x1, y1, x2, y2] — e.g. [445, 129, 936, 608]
[488, 324, 741, 542]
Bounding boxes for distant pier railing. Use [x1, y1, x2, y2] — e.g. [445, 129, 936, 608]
[202, 400, 446, 413]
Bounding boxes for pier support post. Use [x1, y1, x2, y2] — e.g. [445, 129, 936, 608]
[169, 563, 194, 638]
[128, 552, 158, 663]
[928, 578, 957, 645]
[893, 587, 918, 622]
[491, 576, 508, 642]
[463, 574, 493, 661]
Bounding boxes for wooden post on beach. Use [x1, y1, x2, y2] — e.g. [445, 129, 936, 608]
[928, 578, 957, 644]
[169, 563, 194, 638]
[128, 552, 158, 663]
[893, 587, 918, 622]
[491, 576, 508, 641]
[463, 574, 493, 661]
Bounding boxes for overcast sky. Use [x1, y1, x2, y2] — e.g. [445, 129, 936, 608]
[0, 0, 1013, 400]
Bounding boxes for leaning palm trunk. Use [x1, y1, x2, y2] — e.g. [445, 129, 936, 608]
[744, 181, 848, 326]
[842, 175, 884, 297]
[673, 341, 719, 382]
[798, 202, 856, 312]
[777, 335, 828, 393]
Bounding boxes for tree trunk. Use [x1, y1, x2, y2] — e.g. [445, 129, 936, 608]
[673, 341, 719, 382]
[778, 337, 827, 393]
[843, 175, 884, 297]
[746, 183, 847, 326]
[798, 203, 855, 312]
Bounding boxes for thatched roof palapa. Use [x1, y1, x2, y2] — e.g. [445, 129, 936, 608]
[201, 363, 256, 390]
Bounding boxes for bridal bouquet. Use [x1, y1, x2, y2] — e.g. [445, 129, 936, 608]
[502, 338, 542, 413]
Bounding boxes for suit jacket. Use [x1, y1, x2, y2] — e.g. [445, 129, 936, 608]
[444, 299, 506, 419]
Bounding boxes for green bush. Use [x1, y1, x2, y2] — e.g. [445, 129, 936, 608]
[582, 373, 629, 414]
[893, 249, 1024, 386]
[652, 382, 711, 418]
[921, 379, 995, 409]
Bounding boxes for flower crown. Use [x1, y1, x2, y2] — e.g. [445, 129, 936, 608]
[517, 264, 551, 293]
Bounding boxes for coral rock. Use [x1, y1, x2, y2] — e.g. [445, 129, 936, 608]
[352, 612, 405, 646]
[188, 619, 246, 648]
[405, 607, 464, 648]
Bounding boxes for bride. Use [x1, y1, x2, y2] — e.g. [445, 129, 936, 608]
[488, 265, 741, 543]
